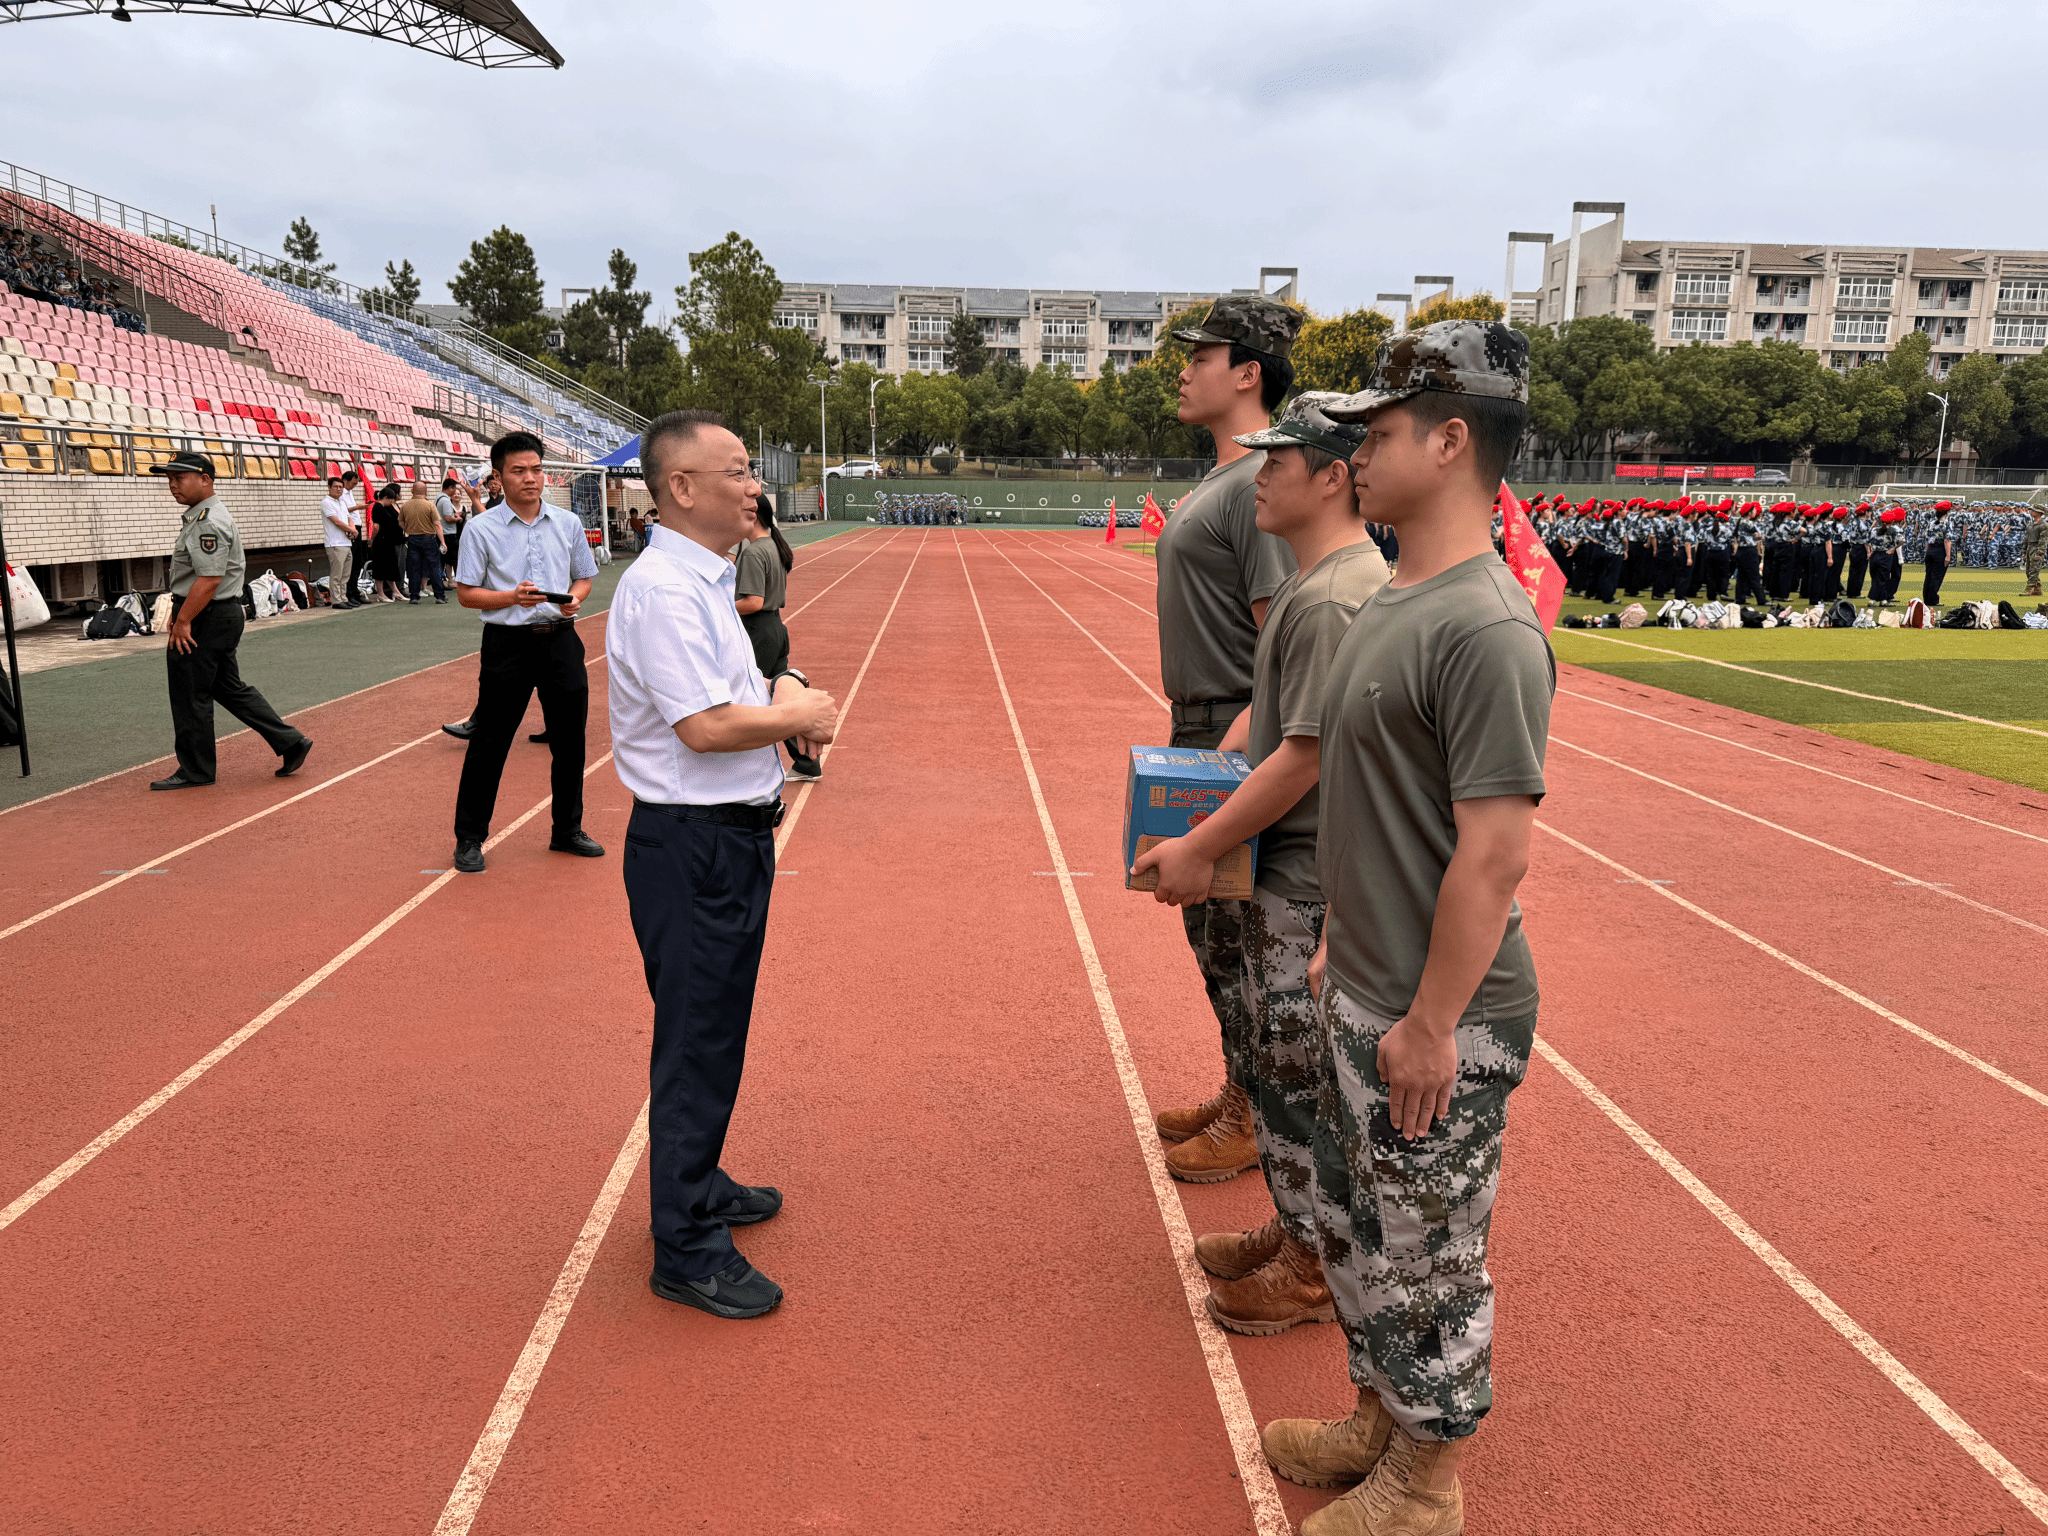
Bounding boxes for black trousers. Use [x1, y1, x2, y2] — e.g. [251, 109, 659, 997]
[1826, 542, 1849, 599]
[1651, 550, 1679, 599]
[741, 607, 790, 677]
[1923, 544, 1949, 604]
[1869, 550, 1903, 602]
[452, 623, 588, 842]
[1623, 539, 1650, 594]
[1734, 547, 1764, 605]
[1846, 544, 1870, 598]
[166, 598, 305, 783]
[1592, 547, 1622, 603]
[625, 802, 776, 1281]
[405, 534, 445, 600]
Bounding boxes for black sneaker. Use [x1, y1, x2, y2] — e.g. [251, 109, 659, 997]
[275, 737, 313, 778]
[441, 719, 475, 741]
[452, 839, 486, 874]
[649, 1256, 783, 1319]
[549, 830, 604, 857]
[712, 1184, 783, 1226]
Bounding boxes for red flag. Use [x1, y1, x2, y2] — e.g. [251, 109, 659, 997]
[1104, 496, 1119, 544]
[1497, 482, 1565, 634]
[1139, 493, 1166, 540]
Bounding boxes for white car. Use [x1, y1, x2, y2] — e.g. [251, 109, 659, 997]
[824, 459, 882, 479]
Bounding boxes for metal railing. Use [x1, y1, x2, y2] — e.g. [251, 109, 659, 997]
[0, 159, 644, 433]
[428, 383, 573, 460]
[0, 417, 484, 482]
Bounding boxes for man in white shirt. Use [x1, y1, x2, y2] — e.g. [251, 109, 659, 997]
[319, 475, 358, 609]
[607, 409, 837, 1320]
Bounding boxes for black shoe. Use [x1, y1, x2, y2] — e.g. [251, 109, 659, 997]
[713, 1185, 783, 1226]
[453, 839, 486, 874]
[276, 738, 313, 778]
[409, 597, 421, 605]
[529, 730, 550, 744]
[441, 719, 475, 741]
[549, 830, 604, 857]
[435, 596, 448, 604]
[149, 771, 210, 791]
[649, 1256, 783, 1319]
[786, 755, 822, 783]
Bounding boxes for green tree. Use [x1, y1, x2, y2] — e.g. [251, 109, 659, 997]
[1943, 352, 2014, 463]
[557, 298, 614, 372]
[671, 232, 817, 446]
[946, 311, 990, 378]
[1995, 352, 2048, 464]
[1293, 307, 1394, 394]
[676, 232, 780, 345]
[1081, 359, 1139, 464]
[449, 226, 545, 337]
[282, 216, 337, 292]
[621, 326, 686, 419]
[383, 258, 421, 308]
[1837, 331, 1939, 462]
[1406, 291, 1505, 328]
[1120, 356, 1189, 459]
[1023, 364, 1087, 459]
[877, 371, 969, 459]
[1657, 340, 1840, 461]
[592, 248, 652, 368]
[823, 361, 879, 457]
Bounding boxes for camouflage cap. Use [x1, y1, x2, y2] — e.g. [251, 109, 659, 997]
[1171, 294, 1303, 360]
[1323, 320, 1530, 420]
[1231, 391, 1366, 458]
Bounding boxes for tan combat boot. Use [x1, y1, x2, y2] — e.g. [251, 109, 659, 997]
[1195, 1211, 1285, 1280]
[1164, 1080, 1258, 1183]
[1155, 1080, 1232, 1143]
[1302, 1422, 1465, 1536]
[1261, 1389, 1393, 1489]
[1206, 1231, 1334, 1336]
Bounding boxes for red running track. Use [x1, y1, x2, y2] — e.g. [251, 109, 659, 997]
[4, 529, 2045, 1533]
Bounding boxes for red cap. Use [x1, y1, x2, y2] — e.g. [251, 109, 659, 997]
[1935, 500, 1952, 510]
[1881, 508, 1907, 523]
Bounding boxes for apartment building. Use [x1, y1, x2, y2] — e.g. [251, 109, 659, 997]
[770, 283, 1247, 378]
[1518, 204, 2048, 378]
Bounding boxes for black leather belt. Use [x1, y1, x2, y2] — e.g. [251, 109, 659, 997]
[1170, 698, 1250, 726]
[521, 617, 575, 634]
[635, 798, 786, 830]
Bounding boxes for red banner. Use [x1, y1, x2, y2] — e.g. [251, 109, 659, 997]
[1104, 495, 1119, 544]
[1498, 482, 1565, 633]
[1614, 463, 1755, 481]
[1139, 493, 1165, 540]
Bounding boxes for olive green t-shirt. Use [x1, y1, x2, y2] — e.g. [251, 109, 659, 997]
[735, 537, 786, 612]
[1155, 452, 1294, 703]
[1247, 540, 1391, 903]
[1317, 552, 1555, 1025]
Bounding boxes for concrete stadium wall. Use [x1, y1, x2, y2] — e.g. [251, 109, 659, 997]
[827, 477, 1204, 523]
[1, 473, 329, 566]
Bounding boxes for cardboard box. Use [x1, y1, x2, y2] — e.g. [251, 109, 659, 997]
[1123, 746, 1258, 900]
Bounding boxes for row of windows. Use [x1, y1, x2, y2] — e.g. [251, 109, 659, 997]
[1639, 273, 2048, 314]
[1660, 310, 2048, 348]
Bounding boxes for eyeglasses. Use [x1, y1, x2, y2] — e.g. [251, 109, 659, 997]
[673, 466, 755, 483]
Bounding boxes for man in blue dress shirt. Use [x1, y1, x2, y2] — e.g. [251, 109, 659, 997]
[607, 409, 838, 1319]
[450, 430, 604, 874]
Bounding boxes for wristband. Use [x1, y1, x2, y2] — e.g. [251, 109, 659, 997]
[770, 668, 809, 691]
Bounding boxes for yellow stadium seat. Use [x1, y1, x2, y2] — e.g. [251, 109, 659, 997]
[0, 393, 18, 416]
[56, 362, 76, 380]
[1, 444, 25, 471]
[87, 448, 118, 475]
[52, 379, 73, 399]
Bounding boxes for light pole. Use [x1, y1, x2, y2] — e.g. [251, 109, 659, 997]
[869, 374, 882, 461]
[1927, 390, 1951, 487]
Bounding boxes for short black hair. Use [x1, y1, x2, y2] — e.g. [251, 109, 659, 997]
[341, 470, 360, 482]
[640, 409, 727, 504]
[326, 476, 342, 487]
[1399, 391, 1528, 488]
[1273, 443, 1360, 510]
[442, 475, 460, 488]
[491, 430, 546, 470]
[1230, 343, 1294, 413]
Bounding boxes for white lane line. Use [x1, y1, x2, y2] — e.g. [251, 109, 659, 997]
[1013, 537, 1161, 619]
[2, 726, 440, 943]
[775, 531, 927, 860]
[1558, 685, 2048, 849]
[954, 532, 1289, 1536]
[430, 533, 930, 1536]
[0, 636, 623, 944]
[1551, 735, 2048, 940]
[979, 532, 1168, 710]
[1535, 820, 2048, 1114]
[431, 1100, 650, 1536]
[0, 754, 616, 1236]
[783, 532, 900, 623]
[1026, 530, 1162, 588]
[1556, 629, 2048, 741]
[1537, 1036, 2048, 1528]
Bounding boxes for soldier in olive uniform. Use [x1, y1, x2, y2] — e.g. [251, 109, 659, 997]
[1149, 294, 1302, 1183]
[149, 450, 313, 791]
[2022, 507, 2046, 597]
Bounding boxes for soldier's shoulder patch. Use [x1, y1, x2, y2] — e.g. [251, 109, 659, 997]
[198, 532, 219, 554]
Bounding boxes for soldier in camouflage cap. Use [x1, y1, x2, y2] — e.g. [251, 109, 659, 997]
[1231, 390, 1368, 458]
[1259, 319, 1551, 1536]
[1172, 293, 1305, 360]
[1322, 320, 1529, 420]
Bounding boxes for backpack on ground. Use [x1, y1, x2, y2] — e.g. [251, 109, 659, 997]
[1830, 599, 1858, 629]
[115, 591, 151, 633]
[1999, 599, 2027, 630]
[1938, 603, 1974, 628]
[84, 606, 139, 640]
[1905, 599, 1931, 628]
[1619, 603, 1648, 629]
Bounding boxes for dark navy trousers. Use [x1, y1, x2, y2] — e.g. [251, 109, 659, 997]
[624, 801, 776, 1281]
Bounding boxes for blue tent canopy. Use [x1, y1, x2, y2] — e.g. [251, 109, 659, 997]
[595, 435, 640, 469]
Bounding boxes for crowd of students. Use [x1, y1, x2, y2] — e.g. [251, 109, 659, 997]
[0, 227, 146, 331]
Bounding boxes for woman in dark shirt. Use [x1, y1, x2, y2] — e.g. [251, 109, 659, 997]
[369, 482, 405, 603]
[734, 494, 820, 781]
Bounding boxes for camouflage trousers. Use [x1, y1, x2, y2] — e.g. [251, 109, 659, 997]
[1311, 982, 1535, 1442]
[1171, 717, 1254, 1087]
[1242, 887, 1326, 1247]
[2028, 552, 2042, 592]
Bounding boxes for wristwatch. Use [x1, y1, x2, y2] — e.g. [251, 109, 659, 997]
[770, 668, 808, 691]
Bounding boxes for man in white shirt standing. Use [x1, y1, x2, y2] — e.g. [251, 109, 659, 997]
[319, 475, 357, 609]
[607, 409, 838, 1320]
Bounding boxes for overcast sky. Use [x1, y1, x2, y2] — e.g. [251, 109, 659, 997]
[2, 0, 2040, 325]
